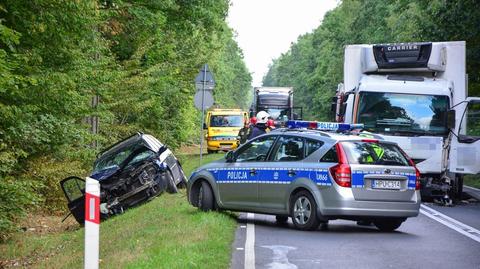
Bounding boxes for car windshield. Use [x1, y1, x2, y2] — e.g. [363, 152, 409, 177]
[341, 141, 411, 166]
[357, 92, 449, 136]
[210, 115, 243, 127]
[93, 142, 138, 173]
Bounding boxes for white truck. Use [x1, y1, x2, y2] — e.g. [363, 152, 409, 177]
[333, 41, 480, 204]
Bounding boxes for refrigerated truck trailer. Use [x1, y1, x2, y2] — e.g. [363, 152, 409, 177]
[332, 41, 480, 203]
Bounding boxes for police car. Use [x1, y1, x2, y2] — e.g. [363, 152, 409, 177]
[187, 121, 421, 231]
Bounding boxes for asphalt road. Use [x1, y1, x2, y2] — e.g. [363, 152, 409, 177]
[231, 189, 480, 269]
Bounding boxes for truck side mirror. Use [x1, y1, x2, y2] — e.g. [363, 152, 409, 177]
[447, 109, 456, 129]
[203, 123, 207, 130]
[225, 151, 235, 162]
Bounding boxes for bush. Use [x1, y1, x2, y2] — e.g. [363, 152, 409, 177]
[0, 177, 40, 241]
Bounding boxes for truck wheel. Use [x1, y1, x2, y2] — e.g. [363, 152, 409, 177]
[374, 218, 404, 232]
[198, 181, 214, 211]
[165, 170, 178, 194]
[207, 149, 217, 154]
[449, 175, 464, 200]
[290, 190, 320, 231]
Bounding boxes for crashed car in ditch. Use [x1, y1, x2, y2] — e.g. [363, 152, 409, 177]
[60, 133, 187, 224]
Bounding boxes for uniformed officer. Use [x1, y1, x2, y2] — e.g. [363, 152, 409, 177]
[248, 111, 270, 139]
[237, 119, 251, 145]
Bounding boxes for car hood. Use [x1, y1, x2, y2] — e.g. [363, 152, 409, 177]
[90, 166, 120, 181]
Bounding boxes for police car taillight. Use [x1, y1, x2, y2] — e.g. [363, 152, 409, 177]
[399, 147, 421, 190]
[286, 120, 364, 131]
[415, 166, 421, 190]
[330, 143, 351, 188]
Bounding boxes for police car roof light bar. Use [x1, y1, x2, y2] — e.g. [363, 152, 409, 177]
[286, 120, 364, 132]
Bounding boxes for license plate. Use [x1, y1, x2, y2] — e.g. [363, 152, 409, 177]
[372, 180, 401, 190]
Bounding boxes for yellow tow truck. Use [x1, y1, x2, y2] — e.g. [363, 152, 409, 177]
[204, 108, 248, 153]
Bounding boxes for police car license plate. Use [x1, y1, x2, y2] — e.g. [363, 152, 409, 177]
[372, 180, 401, 190]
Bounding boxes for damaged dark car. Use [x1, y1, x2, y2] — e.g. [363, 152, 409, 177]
[60, 133, 187, 224]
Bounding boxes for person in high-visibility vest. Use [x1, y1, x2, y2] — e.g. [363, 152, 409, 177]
[360, 133, 384, 163]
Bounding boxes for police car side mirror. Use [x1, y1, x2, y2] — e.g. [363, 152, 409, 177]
[447, 109, 456, 129]
[225, 151, 235, 162]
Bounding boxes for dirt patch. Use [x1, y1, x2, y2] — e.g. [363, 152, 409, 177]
[177, 143, 207, 155]
[19, 213, 79, 235]
[0, 214, 79, 268]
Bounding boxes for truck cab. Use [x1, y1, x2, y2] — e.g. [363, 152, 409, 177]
[205, 109, 248, 154]
[251, 87, 302, 126]
[334, 41, 480, 202]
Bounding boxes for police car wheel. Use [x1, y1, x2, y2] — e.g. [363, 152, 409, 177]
[165, 170, 178, 194]
[198, 181, 214, 211]
[275, 215, 288, 224]
[290, 191, 320, 231]
[373, 218, 404, 232]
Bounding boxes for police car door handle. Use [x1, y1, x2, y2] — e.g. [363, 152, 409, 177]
[249, 169, 257, 175]
[288, 169, 296, 176]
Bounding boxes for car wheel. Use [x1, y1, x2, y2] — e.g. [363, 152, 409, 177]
[177, 176, 187, 189]
[275, 215, 288, 224]
[290, 190, 320, 231]
[177, 165, 188, 189]
[165, 170, 178, 194]
[198, 181, 214, 211]
[374, 218, 404, 232]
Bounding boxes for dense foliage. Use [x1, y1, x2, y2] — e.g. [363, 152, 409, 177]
[264, 0, 480, 120]
[0, 0, 251, 240]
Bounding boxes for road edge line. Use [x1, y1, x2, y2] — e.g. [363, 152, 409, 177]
[245, 213, 255, 269]
[420, 204, 480, 243]
[464, 185, 480, 192]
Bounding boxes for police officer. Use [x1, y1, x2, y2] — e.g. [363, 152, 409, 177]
[248, 111, 270, 139]
[237, 119, 251, 145]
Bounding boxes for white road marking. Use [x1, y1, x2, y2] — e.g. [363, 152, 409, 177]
[262, 245, 297, 269]
[464, 185, 480, 192]
[237, 247, 244, 251]
[245, 213, 255, 269]
[240, 225, 247, 228]
[420, 204, 480, 243]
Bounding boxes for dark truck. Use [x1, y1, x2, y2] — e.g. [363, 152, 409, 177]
[250, 87, 302, 125]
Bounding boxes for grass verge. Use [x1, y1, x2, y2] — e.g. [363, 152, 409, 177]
[0, 153, 234, 268]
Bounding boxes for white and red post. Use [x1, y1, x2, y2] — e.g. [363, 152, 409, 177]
[84, 177, 100, 269]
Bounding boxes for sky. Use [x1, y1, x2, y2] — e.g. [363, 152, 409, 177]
[227, 0, 338, 87]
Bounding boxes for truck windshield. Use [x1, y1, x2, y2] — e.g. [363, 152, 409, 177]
[262, 108, 290, 120]
[210, 115, 243, 127]
[357, 92, 449, 136]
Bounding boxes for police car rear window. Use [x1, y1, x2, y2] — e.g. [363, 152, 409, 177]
[340, 142, 410, 166]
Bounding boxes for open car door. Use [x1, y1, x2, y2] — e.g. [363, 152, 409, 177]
[60, 176, 86, 223]
[450, 97, 480, 174]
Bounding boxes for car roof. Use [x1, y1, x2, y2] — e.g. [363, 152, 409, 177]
[269, 128, 394, 144]
[96, 133, 164, 160]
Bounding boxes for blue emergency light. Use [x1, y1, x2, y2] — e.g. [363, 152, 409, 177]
[286, 120, 364, 131]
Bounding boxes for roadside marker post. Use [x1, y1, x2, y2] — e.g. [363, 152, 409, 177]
[84, 177, 100, 269]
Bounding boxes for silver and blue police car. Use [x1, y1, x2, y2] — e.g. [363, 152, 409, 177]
[187, 121, 421, 231]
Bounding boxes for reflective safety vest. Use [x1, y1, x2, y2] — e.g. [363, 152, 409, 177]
[365, 143, 384, 163]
